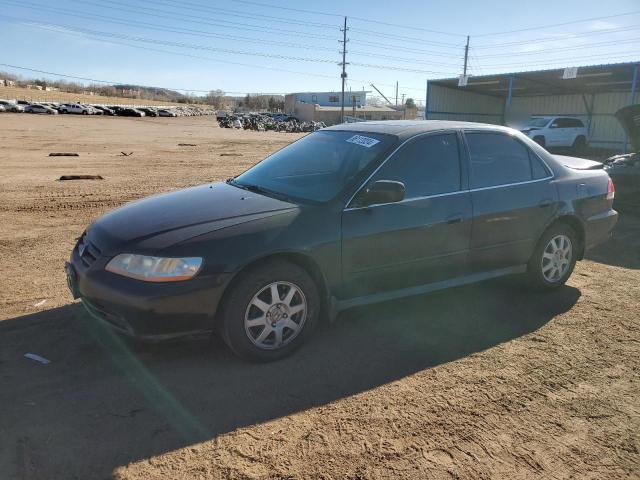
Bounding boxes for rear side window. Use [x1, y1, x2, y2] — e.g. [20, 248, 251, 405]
[371, 133, 461, 198]
[530, 152, 551, 179]
[467, 132, 539, 188]
[556, 118, 584, 128]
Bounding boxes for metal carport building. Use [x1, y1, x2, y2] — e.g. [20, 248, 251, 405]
[425, 62, 639, 152]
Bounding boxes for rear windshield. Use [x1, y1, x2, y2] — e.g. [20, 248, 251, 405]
[234, 130, 396, 202]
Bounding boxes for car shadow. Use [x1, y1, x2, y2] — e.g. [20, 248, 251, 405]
[0, 280, 580, 479]
[585, 210, 640, 270]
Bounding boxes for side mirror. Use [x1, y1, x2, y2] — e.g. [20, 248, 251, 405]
[355, 180, 405, 207]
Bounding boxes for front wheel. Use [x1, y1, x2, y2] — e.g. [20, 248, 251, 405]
[219, 260, 320, 362]
[527, 224, 578, 289]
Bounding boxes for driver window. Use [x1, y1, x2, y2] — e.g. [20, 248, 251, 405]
[369, 133, 462, 199]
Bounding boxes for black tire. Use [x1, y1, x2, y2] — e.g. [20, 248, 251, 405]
[219, 260, 320, 362]
[82, 110, 88, 115]
[533, 136, 546, 148]
[573, 136, 587, 153]
[527, 223, 578, 290]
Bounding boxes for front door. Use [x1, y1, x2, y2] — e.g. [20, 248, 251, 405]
[341, 132, 472, 298]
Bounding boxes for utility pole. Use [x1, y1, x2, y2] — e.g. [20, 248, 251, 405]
[339, 16, 348, 123]
[463, 35, 470, 77]
[401, 93, 406, 119]
[395, 81, 398, 106]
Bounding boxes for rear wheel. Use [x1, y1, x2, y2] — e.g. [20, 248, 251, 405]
[573, 136, 587, 153]
[527, 224, 578, 289]
[533, 136, 546, 148]
[219, 260, 320, 361]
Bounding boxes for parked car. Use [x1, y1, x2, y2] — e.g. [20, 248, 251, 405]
[158, 109, 177, 117]
[59, 103, 93, 115]
[24, 103, 58, 114]
[117, 108, 146, 117]
[107, 105, 124, 115]
[92, 105, 115, 115]
[137, 107, 158, 117]
[521, 116, 588, 150]
[66, 121, 617, 361]
[0, 100, 24, 112]
[604, 104, 640, 205]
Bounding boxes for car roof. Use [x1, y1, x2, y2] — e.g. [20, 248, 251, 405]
[323, 120, 515, 141]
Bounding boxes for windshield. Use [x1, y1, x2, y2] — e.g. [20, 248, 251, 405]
[527, 117, 551, 128]
[233, 130, 396, 202]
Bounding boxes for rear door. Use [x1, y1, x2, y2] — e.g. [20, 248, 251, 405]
[464, 131, 557, 272]
[341, 132, 472, 298]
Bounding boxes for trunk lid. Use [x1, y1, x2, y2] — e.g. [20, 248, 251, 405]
[553, 154, 603, 170]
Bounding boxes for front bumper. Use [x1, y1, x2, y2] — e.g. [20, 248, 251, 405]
[66, 246, 231, 340]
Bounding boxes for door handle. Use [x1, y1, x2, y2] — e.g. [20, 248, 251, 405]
[446, 215, 463, 224]
[538, 199, 553, 208]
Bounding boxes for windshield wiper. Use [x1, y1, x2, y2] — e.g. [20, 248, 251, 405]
[227, 179, 294, 202]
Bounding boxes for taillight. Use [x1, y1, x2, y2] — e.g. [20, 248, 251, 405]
[606, 177, 615, 200]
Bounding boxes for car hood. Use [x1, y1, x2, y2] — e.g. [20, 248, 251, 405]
[87, 182, 298, 254]
[615, 104, 640, 152]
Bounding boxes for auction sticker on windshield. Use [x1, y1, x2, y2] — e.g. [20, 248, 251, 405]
[346, 135, 380, 148]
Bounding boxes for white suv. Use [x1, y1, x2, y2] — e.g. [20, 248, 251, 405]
[521, 116, 588, 150]
[60, 103, 93, 115]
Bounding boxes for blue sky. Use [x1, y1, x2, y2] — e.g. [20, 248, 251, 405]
[0, 0, 639, 103]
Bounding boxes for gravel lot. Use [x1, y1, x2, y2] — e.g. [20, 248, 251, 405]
[0, 115, 638, 480]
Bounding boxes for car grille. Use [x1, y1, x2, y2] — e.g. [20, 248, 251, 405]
[77, 235, 102, 268]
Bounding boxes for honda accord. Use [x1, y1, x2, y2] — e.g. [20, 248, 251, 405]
[66, 121, 618, 361]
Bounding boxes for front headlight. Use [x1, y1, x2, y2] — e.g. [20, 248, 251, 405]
[105, 254, 202, 282]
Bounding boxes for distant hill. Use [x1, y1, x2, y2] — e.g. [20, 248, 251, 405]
[112, 84, 188, 102]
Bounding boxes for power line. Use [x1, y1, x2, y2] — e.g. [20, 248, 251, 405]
[473, 37, 640, 58]
[0, 9, 463, 68]
[84, 0, 338, 38]
[3, 22, 428, 94]
[231, 0, 640, 42]
[12, 0, 635, 64]
[473, 24, 640, 49]
[474, 9, 640, 37]
[2, 0, 336, 41]
[230, 0, 342, 18]
[348, 28, 464, 48]
[0, 63, 284, 94]
[0, 10, 337, 53]
[131, 0, 337, 29]
[18, 21, 337, 63]
[7, 17, 459, 76]
[472, 51, 640, 69]
[230, 0, 466, 37]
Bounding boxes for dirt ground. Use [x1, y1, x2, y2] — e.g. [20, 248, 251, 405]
[0, 115, 638, 480]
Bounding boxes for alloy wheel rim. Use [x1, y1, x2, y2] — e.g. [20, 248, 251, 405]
[244, 281, 307, 350]
[541, 234, 572, 283]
